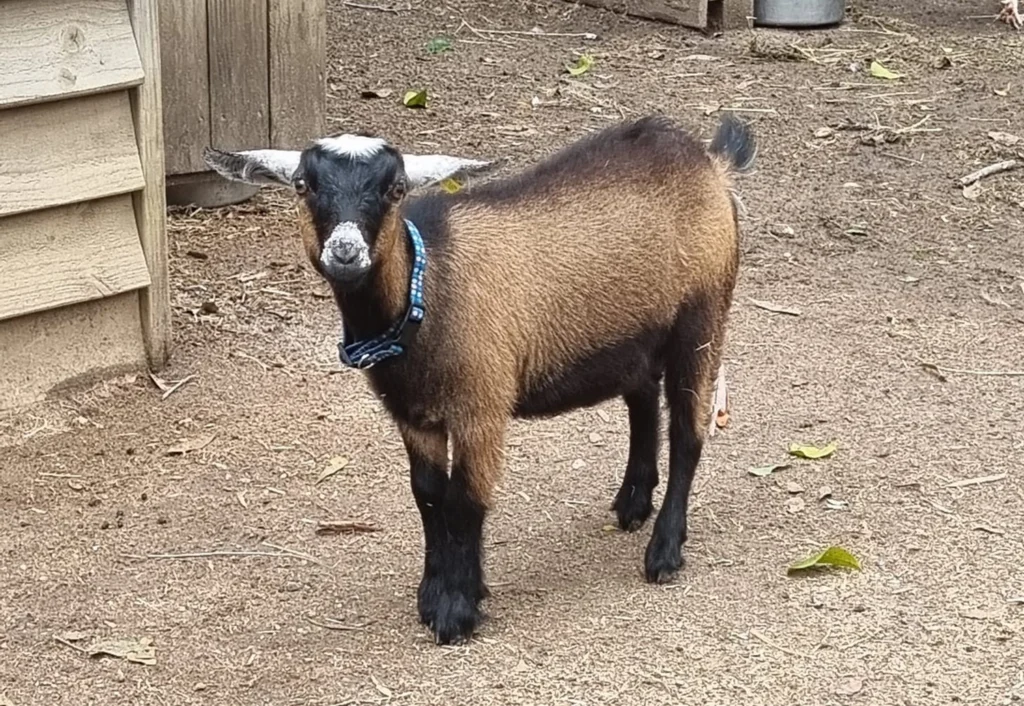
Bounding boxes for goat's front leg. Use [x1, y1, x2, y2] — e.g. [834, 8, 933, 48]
[404, 418, 504, 645]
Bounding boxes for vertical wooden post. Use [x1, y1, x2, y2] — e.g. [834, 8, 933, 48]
[208, 0, 270, 150]
[268, 0, 327, 149]
[127, 0, 171, 369]
[157, 0, 209, 174]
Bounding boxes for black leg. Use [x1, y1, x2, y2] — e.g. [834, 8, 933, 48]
[407, 418, 504, 645]
[644, 302, 721, 583]
[612, 379, 661, 531]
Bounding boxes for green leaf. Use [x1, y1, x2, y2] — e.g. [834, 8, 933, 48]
[869, 60, 903, 80]
[749, 463, 790, 477]
[787, 441, 837, 459]
[438, 177, 463, 194]
[787, 546, 861, 574]
[566, 54, 594, 76]
[426, 37, 452, 54]
[402, 89, 428, 108]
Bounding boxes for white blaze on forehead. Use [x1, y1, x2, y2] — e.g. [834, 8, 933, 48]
[316, 134, 388, 160]
[321, 221, 371, 270]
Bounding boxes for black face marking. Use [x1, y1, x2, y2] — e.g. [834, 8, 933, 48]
[294, 143, 407, 260]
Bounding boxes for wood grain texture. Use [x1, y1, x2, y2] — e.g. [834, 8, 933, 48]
[269, 0, 326, 149]
[0, 0, 144, 109]
[128, 0, 172, 369]
[157, 0, 209, 174]
[0, 292, 146, 412]
[208, 0, 270, 150]
[0, 91, 145, 218]
[0, 196, 151, 322]
[562, 0, 707, 29]
[707, 0, 753, 30]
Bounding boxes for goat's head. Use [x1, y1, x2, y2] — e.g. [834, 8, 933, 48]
[203, 134, 494, 287]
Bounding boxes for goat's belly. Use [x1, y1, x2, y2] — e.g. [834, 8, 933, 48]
[513, 326, 668, 418]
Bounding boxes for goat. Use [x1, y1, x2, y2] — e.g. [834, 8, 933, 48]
[203, 114, 756, 645]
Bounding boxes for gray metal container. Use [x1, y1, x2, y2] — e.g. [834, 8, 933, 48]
[753, 0, 847, 27]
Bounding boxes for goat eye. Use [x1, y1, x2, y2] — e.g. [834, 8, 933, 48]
[389, 180, 406, 200]
[294, 178, 308, 195]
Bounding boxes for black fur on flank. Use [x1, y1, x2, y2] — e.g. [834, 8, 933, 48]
[709, 113, 757, 173]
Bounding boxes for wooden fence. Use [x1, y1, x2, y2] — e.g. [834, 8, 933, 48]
[0, 0, 168, 411]
[158, 0, 326, 204]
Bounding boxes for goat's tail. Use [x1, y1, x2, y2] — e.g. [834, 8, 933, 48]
[709, 114, 757, 174]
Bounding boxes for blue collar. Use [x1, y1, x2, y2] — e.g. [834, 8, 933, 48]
[337, 219, 426, 370]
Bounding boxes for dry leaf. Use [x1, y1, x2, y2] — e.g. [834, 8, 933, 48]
[601, 523, 619, 532]
[316, 456, 349, 485]
[571, 459, 586, 470]
[835, 676, 864, 696]
[597, 409, 611, 423]
[61, 631, 88, 642]
[89, 637, 157, 665]
[962, 181, 982, 200]
[589, 432, 603, 443]
[166, 434, 215, 456]
[786, 496, 806, 514]
[370, 675, 392, 698]
[360, 88, 393, 99]
[785, 481, 805, 494]
[988, 130, 1020, 146]
[869, 60, 902, 80]
[962, 608, 995, 621]
[817, 486, 833, 500]
[750, 463, 790, 477]
[788, 442, 837, 459]
[814, 126, 835, 139]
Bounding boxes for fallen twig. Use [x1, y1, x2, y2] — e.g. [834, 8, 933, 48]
[945, 473, 1007, 489]
[750, 629, 810, 659]
[920, 361, 1024, 377]
[125, 550, 314, 562]
[748, 298, 802, 316]
[342, 1, 399, 12]
[53, 635, 90, 655]
[458, 20, 596, 39]
[959, 159, 1020, 186]
[261, 541, 323, 565]
[306, 617, 374, 632]
[149, 372, 195, 400]
[315, 520, 382, 536]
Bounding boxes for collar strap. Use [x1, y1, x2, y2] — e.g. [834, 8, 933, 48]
[337, 219, 426, 370]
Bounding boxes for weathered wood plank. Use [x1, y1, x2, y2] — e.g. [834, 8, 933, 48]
[0, 91, 145, 218]
[708, 0, 753, 30]
[208, 0, 270, 151]
[0, 292, 146, 411]
[563, 0, 707, 29]
[128, 0, 172, 370]
[0, 196, 151, 322]
[269, 0, 327, 149]
[0, 0, 145, 109]
[157, 0, 209, 174]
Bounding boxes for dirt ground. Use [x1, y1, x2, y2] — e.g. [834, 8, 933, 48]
[2, 0, 1023, 704]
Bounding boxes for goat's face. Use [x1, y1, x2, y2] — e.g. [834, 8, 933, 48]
[203, 135, 496, 287]
[294, 136, 405, 286]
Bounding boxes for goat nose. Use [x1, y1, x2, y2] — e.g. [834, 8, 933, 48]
[331, 242, 360, 265]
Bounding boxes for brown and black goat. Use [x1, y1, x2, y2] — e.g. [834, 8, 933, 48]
[203, 114, 756, 645]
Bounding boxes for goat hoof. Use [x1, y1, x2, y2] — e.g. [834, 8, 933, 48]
[644, 536, 684, 584]
[612, 485, 653, 532]
[417, 575, 484, 644]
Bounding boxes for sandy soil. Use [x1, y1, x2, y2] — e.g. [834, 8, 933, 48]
[2, 1, 1023, 704]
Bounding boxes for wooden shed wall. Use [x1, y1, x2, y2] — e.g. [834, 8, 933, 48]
[0, 0, 168, 411]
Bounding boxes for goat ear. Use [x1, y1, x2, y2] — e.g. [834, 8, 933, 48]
[402, 154, 497, 189]
[202, 147, 300, 187]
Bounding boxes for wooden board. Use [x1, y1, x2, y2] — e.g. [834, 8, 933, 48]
[208, 0, 270, 151]
[157, 0, 209, 174]
[269, 0, 327, 149]
[0, 195, 151, 322]
[0, 292, 146, 411]
[0, 0, 145, 109]
[708, 0, 753, 30]
[563, 0, 707, 29]
[0, 91, 145, 218]
[128, 0, 172, 369]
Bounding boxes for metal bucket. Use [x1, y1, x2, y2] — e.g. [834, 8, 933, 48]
[753, 0, 846, 27]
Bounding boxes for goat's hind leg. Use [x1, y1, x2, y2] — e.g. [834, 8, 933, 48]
[644, 297, 723, 583]
[611, 378, 661, 531]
